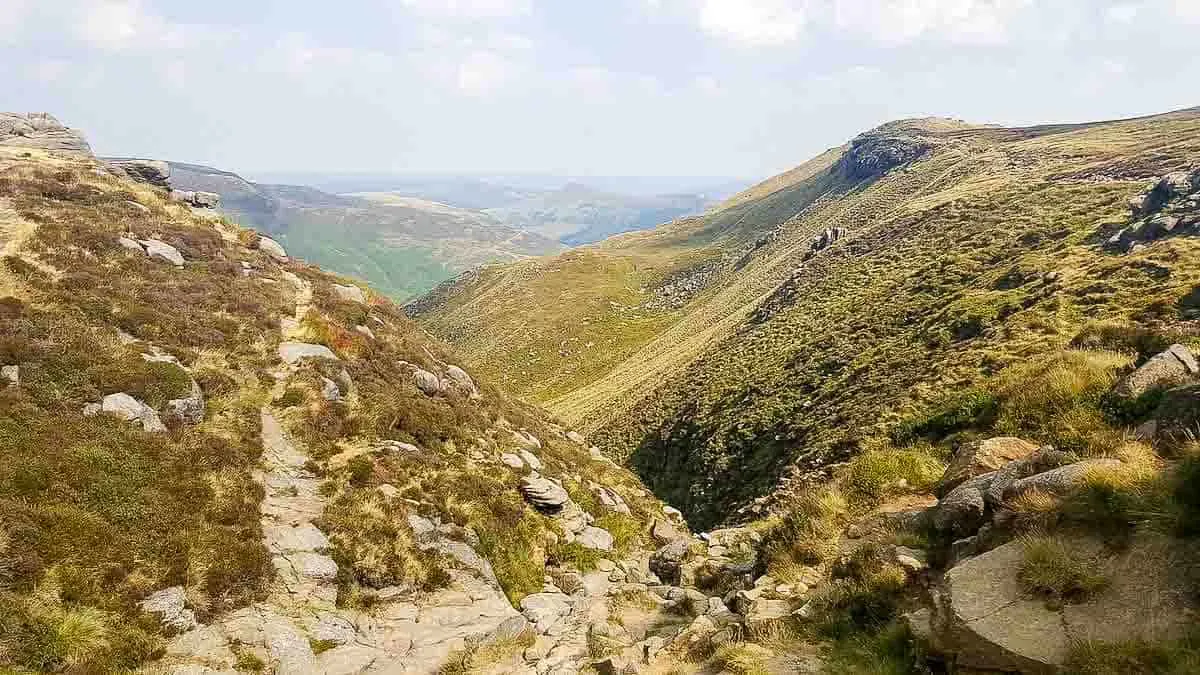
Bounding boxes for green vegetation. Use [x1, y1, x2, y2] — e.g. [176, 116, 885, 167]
[1066, 630, 1200, 675]
[1017, 536, 1108, 604]
[416, 110, 1200, 531]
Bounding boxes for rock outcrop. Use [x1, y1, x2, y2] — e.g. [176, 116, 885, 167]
[1104, 168, 1200, 253]
[936, 437, 1039, 497]
[107, 159, 172, 189]
[1112, 343, 1199, 399]
[0, 112, 92, 154]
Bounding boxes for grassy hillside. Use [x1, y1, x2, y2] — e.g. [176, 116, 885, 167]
[414, 108, 1200, 528]
[0, 145, 665, 671]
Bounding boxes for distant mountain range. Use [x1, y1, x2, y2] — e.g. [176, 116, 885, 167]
[162, 165, 746, 299]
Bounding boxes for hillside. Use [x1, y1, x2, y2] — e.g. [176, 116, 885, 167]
[412, 108, 1200, 528]
[0, 121, 703, 674]
[159, 161, 563, 300]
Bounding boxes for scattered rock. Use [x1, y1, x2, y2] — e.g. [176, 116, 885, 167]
[519, 449, 543, 472]
[414, 368, 443, 396]
[320, 376, 341, 401]
[519, 592, 572, 633]
[937, 437, 1038, 497]
[257, 236, 288, 260]
[167, 381, 205, 425]
[566, 430, 586, 445]
[141, 586, 197, 632]
[577, 526, 614, 551]
[117, 236, 144, 253]
[745, 598, 793, 632]
[1112, 344, 1199, 399]
[588, 482, 631, 514]
[520, 475, 570, 513]
[140, 239, 184, 267]
[107, 159, 171, 189]
[92, 392, 166, 433]
[649, 539, 688, 585]
[650, 519, 682, 545]
[333, 283, 366, 303]
[278, 342, 338, 364]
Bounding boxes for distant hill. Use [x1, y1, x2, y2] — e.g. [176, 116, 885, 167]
[410, 107, 1200, 528]
[161, 162, 563, 300]
[253, 172, 748, 246]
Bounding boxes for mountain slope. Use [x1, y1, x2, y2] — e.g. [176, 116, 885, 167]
[162, 162, 563, 300]
[0, 137, 675, 673]
[413, 108, 1200, 528]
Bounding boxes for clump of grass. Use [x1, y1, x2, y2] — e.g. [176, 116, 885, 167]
[840, 443, 945, 507]
[438, 628, 536, 675]
[811, 544, 908, 638]
[594, 512, 643, 554]
[234, 650, 267, 672]
[824, 620, 922, 675]
[320, 490, 450, 592]
[712, 642, 774, 675]
[761, 489, 847, 575]
[1065, 629, 1200, 675]
[1017, 536, 1107, 605]
[991, 350, 1132, 456]
[1061, 449, 1171, 536]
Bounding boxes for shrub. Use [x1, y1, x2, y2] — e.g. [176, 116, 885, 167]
[813, 545, 908, 638]
[1017, 536, 1107, 604]
[761, 489, 846, 574]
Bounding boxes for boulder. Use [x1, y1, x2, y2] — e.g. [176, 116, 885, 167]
[107, 159, 170, 189]
[937, 437, 1039, 497]
[332, 283, 366, 304]
[257, 236, 288, 260]
[500, 453, 525, 470]
[117, 236, 144, 253]
[519, 475, 570, 513]
[932, 533, 1198, 673]
[1161, 171, 1194, 198]
[98, 392, 166, 433]
[140, 586, 197, 632]
[140, 239, 184, 267]
[1, 365, 17, 386]
[278, 342, 338, 364]
[745, 598, 792, 632]
[1146, 384, 1200, 442]
[566, 430, 586, 445]
[519, 592, 571, 633]
[649, 539, 688, 585]
[577, 526, 614, 551]
[1002, 459, 1122, 501]
[444, 365, 477, 396]
[413, 368, 443, 396]
[931, 473, 991, 536]
[519, 449, 542, 471]
[167, 381, 205, 425]
[0, 112, 92, 154]
[320, 376, 341, 401]
[650, 519, 682, 545]
[1112, 344, 1199, 399]
[588, 482, 630, 514]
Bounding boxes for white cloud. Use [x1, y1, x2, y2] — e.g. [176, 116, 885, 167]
[401, 0, 532, 20]
[698, 0, 805, 46]
[1104, 3, 1141, 24]
[76, 0, 144, 49]
[456, 49, 514, 95]
[32, 59, 70, 83]
[1171, 0, 1200, 22]
[0, 0, 31, 41]
[831, 0, 1033, 45]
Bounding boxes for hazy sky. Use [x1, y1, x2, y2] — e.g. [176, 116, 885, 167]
[6, 0, 1199, 179]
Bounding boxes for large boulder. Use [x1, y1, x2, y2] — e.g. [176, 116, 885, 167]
[107, 159, 171, 189]
[937, 437, 1039, 497]
[413, 368, 443, 396]
[90, 392, 167, 433]
[257, 236, 288, 260]
[332, 283, 366, 304]
[0, 112, 92, 154]
[1112, 344, 1198, 399]
[649, 539, 688, 585]
[931, 534, 1199, 673]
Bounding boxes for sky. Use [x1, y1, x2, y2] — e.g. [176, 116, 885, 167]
[5, 0, 1200, 181]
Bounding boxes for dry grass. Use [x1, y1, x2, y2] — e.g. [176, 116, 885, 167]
[1017, 536, 1108, 604]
